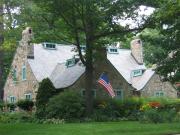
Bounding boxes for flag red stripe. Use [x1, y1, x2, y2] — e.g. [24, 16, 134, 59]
[98, 79, 115, 97]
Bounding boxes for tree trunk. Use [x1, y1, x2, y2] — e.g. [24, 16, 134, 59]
[0, 4, 4, 100]
[85, 36, 94, 116]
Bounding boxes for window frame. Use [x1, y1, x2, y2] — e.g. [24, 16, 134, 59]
[42, 42, 57, 50]
[12, 68, 17, 82]
[22, 65, 27, 81]
[108, 47, 119, 54]
[132, 69, 143, 77]
[155, 91, 164, 97]
[114, 89, 123, 99]
[66, 58, 76, 67]
[81, 89, 96, 98]
[25, 93, 32, 100]
[10, 96, 16, 103]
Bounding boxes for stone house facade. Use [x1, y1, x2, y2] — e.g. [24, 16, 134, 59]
[3, 28, 177, 103]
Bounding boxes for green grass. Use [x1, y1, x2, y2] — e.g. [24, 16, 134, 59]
[0, 121, 180, 135]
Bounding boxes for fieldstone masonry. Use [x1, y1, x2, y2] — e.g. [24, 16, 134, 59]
[3, 27, 38, 102]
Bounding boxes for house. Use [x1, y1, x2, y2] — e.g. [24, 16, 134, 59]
[3, 27, 177, 103]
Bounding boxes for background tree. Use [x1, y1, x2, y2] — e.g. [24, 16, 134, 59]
[140, 0, 180, 83]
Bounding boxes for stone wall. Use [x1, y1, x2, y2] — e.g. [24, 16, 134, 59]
[141, 74, 177, 98]
[3, 28, 38, 103]
[71, 59, 134, 99]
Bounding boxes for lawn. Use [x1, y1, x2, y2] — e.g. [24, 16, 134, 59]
[0, 121, 180, 135]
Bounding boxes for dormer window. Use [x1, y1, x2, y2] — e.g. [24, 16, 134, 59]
[42, 42, 56, 50]
[80, 45, 86, 52]
[66, 58, 75, 67]
[108, 47, 119, 54]
[132, 69, 143, 77]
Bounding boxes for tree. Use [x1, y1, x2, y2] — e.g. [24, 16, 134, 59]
[29, 0, 160, 115]
[0, 1, 4, 99]
[140, 0, 180, 83]
[36, 78, 57, 118]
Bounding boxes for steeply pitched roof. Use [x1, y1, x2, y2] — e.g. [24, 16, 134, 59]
[107, 49, 155, 90]
[28, 44, 155, 90]
[49, 62, 85, 89]
[28, 44, 80, 82]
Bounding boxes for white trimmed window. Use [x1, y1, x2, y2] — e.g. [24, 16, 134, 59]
[132, 69, 143, 77]
[66, 58, 75, 67]
[25, 93, 32, 100]
[115, 89, 123, 99]
[22, 65, 26, 80]
[12, 68, 17, 82]
[10, 96, 16, 103]
[108, 48, 119, 54]
[155, 91, 164, 97]
[42, 42, 56, 49]
[81, 89, 96, 98]
[80, 45, 86, 52]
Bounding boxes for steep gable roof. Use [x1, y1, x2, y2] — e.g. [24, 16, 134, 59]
[28, 44, 155, 90]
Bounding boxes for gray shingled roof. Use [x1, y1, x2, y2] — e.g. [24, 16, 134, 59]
[28, 44, 155, 90]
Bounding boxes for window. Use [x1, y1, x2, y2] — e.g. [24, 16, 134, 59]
[80, 45, 86, 52]
[66, 58, 75, 67]
[81, 89, 96, 97]
[42, 42, 56, 49]
[12, 68, 17, 82]
[132, 69, 142, 77]
[25, 93, 32, 100]
[108, 47, 119, 54]
[155, 91, 164, 97]
[22, 65, 26, 80]
[115, 89, 123, 99]
[10, 96, 16, 103]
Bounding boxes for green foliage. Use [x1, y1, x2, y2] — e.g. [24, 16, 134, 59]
[17, 100, 34, 111]
[0, 112, 35, 123]
[139, 108, 178, 123]
[46, 90, 85, 121]
[0, 100, 4, 111]
[35, 78, 57, 119]
[7, 103, 16, 111]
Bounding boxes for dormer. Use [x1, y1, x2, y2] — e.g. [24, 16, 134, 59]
[107, 47, 119, 54]
[131, 69, 143, 77]
[66, 57, 76, 67]
[42, 42, 57, 50]
[80, 45, 86, 52]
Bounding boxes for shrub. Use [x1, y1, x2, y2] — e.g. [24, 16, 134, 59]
[35, 78, 57, 118]
[7, 103, 16, 111]
[0, 112, 36, 123]
[17, 100, 34, 111]
[0, 101, 4, 111]
[46, 90, 85, 121]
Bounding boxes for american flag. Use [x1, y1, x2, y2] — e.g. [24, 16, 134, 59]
[98, 73, 115, 98]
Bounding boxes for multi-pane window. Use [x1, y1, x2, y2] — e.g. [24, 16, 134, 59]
[132, 69, 143, 77]
[81, 89, 96, 98]
[10, 96, 16, 103]
[22, 65, 26, 80]
[25, 93, 32, 100]
[66, 58, 75, 67]
[42, 42, 56, 49]
[108, 48, 119, 54]
[80, 45, 86, 52]
[12, 68, 17, 82]
[155, 91, 164, 97]
[115, 89, 123, 99]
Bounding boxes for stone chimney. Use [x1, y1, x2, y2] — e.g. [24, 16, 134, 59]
[21, 27, 34, 59]
[130, 39, 143, 64]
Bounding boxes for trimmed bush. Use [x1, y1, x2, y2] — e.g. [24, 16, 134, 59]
[17, 100, 34, 111]
[36, 78, 57, 118]
[46, 90, 85, 121]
